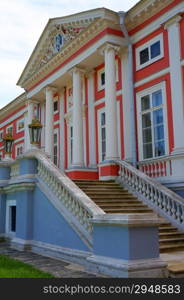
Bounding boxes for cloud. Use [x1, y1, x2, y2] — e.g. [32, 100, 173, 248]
[0, 0, 139, 109]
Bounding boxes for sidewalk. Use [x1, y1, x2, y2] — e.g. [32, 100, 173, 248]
[0, 243, 104, 278]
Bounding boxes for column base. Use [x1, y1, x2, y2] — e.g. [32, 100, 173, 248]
[86, 255, 168, 278]
[66, 167, 99, 180]
[98, 161, 119, 180]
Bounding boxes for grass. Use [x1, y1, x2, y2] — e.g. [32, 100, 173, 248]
[0, 255, 54, 278]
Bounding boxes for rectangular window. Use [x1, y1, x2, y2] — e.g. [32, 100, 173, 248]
[70, 126, 73, 165]
[136, 34, 163, 70]
[99, 112, 106, 162]
[16, 118, 24, 133]
[54, 101, 58, 112]
[16, 144, 24, 157]
[53, 132, 58, 166]
[140, 88, 165, 159]
[0, 131, 3, 141]
[6, 126, 13, 135]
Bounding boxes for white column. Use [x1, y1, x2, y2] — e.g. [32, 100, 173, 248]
[104, 43, 120, 160]
[45, 86, 56, 158]
[165, 15, 184, 154]
[25, 100, 35, 151]
[121, 48, 137, 163]
[87, 71, 97, 167]
[71, 67, 84, 167]
[59, 89, 65, 170]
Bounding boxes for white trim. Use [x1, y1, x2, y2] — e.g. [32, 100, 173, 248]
[0, 108, 27, 129]
[134, 67, 170, 88]
[16, 118, 25, 133]
[136, 81, 169, 161]
[131, 1, 184, 44]
[136, 33, 164, 71]
[27, 34, 124, 98]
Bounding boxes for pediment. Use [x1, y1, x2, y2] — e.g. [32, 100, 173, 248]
[17, 8, 113, 87]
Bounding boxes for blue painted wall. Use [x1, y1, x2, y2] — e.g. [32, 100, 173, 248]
[32, 187, 89, 252]
[0, 166, 10, 180]
[19, 159, 37, 175]
[93, 224, 159, 260]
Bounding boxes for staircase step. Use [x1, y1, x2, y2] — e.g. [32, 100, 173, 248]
[168, 263, 184, 277]
[159, 226, 178, 233]
[82, 191, 131, 195]
[103, 208, 153, 213]
[159, 232, 184, 239]
[91, 195, 137, 200]
[160, 243, 184, 253]
[94, 203, 148, 207]
[159, 237, 184, 245]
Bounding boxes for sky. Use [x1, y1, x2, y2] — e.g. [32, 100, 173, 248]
[0, 0, 139, 109]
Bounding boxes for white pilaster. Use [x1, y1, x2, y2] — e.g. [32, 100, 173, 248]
[104, 43, 120, 161]
[121, 47, 137, 163]
[45, 86, 56, 158]
[71, 67, 84, 167]
[87, 71, 97, 167]
[25, 100, 36, 151]
[59, 90, 65, 171]
[165, 15, 184, 154]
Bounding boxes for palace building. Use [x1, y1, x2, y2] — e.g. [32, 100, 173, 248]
[0, 0, 184, 277]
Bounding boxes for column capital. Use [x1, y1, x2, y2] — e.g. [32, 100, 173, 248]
[26, 99, 39, 106]
[164, 14, 182, 30]
[85, 69, 95, 79]
[98, 43, 120, 56]
[45, 86, 57, 95]
[69, 66, 85, 76]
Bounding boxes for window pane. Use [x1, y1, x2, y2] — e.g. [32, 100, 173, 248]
[152, 90, 162, 107]
[54, 134, 57, 144]
[153, 109, 163, 125]
[54, 101, 58, 111]
[11, 206, 16, 232]
[155, 141, 165, 157]
[142, 113, 151, 128]
[143, 143, 153, 159]
[141, 95, 150, 111]
[151, 41, 161, 59]
[101, 112, 105, 126]
[102, 127, 106, 140]
[101, 72, 105, 85]
[154, 125, 164, 141]
[143, 128, 152, 143]
[102, 141, 106, 154]
[140, 48, 149, 65]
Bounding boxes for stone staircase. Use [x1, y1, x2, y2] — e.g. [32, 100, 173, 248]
[74, 180, 184, 254]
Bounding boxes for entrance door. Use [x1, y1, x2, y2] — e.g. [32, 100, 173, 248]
[6, 200, 16, 237]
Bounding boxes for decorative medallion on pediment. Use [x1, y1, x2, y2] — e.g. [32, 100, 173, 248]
[39, 24, 85, 68]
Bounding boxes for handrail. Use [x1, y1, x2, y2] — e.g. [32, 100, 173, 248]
[116, 160, 184, 228]
[22, 150, 105, 238]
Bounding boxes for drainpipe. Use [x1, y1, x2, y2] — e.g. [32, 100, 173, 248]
[118, 11, 137, 166]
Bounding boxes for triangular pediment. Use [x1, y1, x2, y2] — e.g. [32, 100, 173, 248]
[17, 8, 115, 87]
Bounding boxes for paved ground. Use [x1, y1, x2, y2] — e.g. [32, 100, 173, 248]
[0, 242, 104, 278]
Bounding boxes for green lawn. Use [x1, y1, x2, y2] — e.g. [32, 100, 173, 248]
[0, 255, 54, 278]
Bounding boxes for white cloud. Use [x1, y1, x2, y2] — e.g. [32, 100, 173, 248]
[0, 0, 139, 109]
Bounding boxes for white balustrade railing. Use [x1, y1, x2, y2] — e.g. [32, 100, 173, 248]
[10, 163, 19, 178]
[137, 157, 172, 178]
[24, 150, 104, 243]
[116, 160, 184, 229]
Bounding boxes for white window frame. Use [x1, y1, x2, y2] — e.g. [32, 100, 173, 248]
[53, 128, 59, 167]
[6, 200, 16, 237]
[0, 130, 3, 142]
[137, 82, 169, 161]
[15, 143, 24, 157]
[97, 60, 119, 91]
[136, 33, 164, 70]
[16, 118, 25, 133]
[98, 108, 106, 163]
[6, 125, 13, 134]
[68, 124, 73, 167]
[53, 99, 59, 114]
